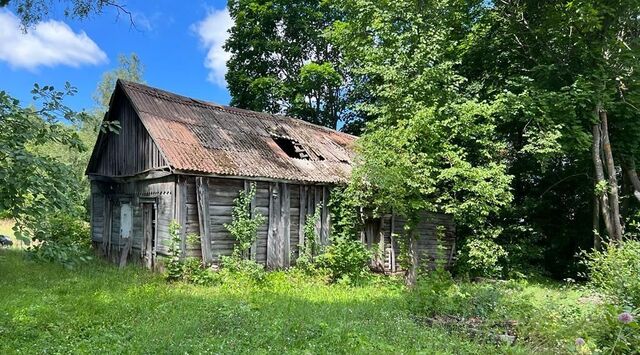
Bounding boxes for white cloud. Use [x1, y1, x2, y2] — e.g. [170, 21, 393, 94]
[192, 8, 233, 87]
[0, 10, 107, 70]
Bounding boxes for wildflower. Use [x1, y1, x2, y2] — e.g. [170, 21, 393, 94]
[575, 338, 585, 347]
[618, 312, 634, 324]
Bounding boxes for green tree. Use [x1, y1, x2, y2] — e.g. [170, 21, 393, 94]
[93, 53, 144, 112]
[331, 0, 513, 284]
[0, 84, 87, 242]
[225, 0, 350, 130]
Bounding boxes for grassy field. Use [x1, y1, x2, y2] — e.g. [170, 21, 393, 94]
[0, 249, 602, 354]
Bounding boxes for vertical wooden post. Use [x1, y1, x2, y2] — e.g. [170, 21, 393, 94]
[176, 177, 188, 258]
[245, 181, 258, 260]
[321, 186, 329, 245]
[267, 182, 281, 269]
[298, 185, 307, 254]
[281, 183, 291, 268]
[314, 186, 322, 246]
[390, 212, 397, 272]
[196, 177, 213, 264]
[103, 197, 112, 257]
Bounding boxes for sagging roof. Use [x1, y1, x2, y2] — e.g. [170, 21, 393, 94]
[114, 80, 356, 184]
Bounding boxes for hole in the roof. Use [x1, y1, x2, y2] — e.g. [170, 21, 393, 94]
[272, 136, 310, 160]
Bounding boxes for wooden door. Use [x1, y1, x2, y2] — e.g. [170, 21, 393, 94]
[142, 203, 156, 269]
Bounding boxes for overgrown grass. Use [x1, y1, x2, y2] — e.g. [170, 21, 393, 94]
[3, 248, 616, 354]
[1, 249, 521, 354]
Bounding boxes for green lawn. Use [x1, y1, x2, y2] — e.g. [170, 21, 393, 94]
[0, 249, 532, 354]
[1, 248, 603, 354]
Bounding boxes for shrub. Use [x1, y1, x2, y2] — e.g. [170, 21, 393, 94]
[316, 236, 371, 284]
[27, 214, 92, 268]
[224, 183, 266, 257]
[165, 220, 184, 281]
[410, 270, 462, 318]
[457, 237, 507, 278]
[582, 240, 640, 308]
[591, 306, 639, 353]
[219, 253, 266, 283]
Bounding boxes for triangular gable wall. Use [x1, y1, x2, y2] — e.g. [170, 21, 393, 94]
[86, 85, 169, 177]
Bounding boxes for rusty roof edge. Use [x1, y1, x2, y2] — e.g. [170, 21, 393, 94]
[172, 169, 348, 186]
[119, 79, 359, 141]
[116, 79, 176, 174]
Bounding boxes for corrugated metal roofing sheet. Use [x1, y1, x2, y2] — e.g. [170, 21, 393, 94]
[118, 80, 356, 184]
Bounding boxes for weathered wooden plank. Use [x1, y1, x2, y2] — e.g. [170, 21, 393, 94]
[245, 180, 258, 260]
[102, 197, 112, 256]
[314, 186, 322, 246]
[177, 177, 188, 258]
[266, 182, 280, 269]
[118, 236, 134, 268]
[321, 186, 329, 245]
[196, 177, 213, 264]
[390, 212, 397, 272]
[298, 185, 306, 256]
[281, 183, 290, 267]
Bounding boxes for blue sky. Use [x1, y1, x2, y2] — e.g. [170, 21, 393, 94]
[0, 0, 232, 112]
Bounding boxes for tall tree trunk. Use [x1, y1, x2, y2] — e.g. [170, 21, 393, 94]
[593, 122, 614, 238]
[599, 108, 623, 242]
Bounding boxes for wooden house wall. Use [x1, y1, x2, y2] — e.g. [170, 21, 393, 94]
[185, 176, 331, 269]
[368, 211, 455, 272]
[88, 93, 168, 177]
[90, 177, 175, 264]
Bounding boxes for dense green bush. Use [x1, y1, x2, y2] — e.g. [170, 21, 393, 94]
[456, 236, 508, 278]
[27, 214, 92, 268]
[582, 240, 640, 308]
[316, 237, 371, 284]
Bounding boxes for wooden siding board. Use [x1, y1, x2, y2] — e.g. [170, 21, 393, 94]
[87, 93, 168, 177]
[281, 183, 290, 268]
[266, 182, 280, 269]
[196, 177, 213, 264]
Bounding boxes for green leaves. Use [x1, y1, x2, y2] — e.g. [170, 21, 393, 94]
[0, 84, 87, 243]
[225, 0, 347, 129]
[224, 183, 267, 257]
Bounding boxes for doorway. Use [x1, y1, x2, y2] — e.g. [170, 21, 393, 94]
[142, 203, 156, 269]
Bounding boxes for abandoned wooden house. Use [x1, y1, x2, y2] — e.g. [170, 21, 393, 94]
[86, 80, 455, 271]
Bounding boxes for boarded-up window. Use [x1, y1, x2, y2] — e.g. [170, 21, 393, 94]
[120, 203, 132, 239]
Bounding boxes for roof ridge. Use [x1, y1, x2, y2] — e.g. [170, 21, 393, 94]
[117, 79, 357, 139]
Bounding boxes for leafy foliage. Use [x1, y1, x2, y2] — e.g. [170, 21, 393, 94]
[295, 203, 322, 270]
[316, 237, 371, 285]
[26, 214, 92, 269]
[225, 0, 349, 129]
[165, 220, 184, 282]
[0, 84, 89, 243]
[329, 0, 513, 278]
[582, 240, 640, 308]
[3, 0, 132, 28]
[224, 183, 266, 258]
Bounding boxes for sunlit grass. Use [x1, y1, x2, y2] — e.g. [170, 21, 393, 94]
[0, 249, 522, 354]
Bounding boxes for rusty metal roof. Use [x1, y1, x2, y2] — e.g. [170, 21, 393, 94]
[117, 80, 356, 184]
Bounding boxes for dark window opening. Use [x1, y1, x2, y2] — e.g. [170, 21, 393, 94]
[272, 136, 310, 160]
